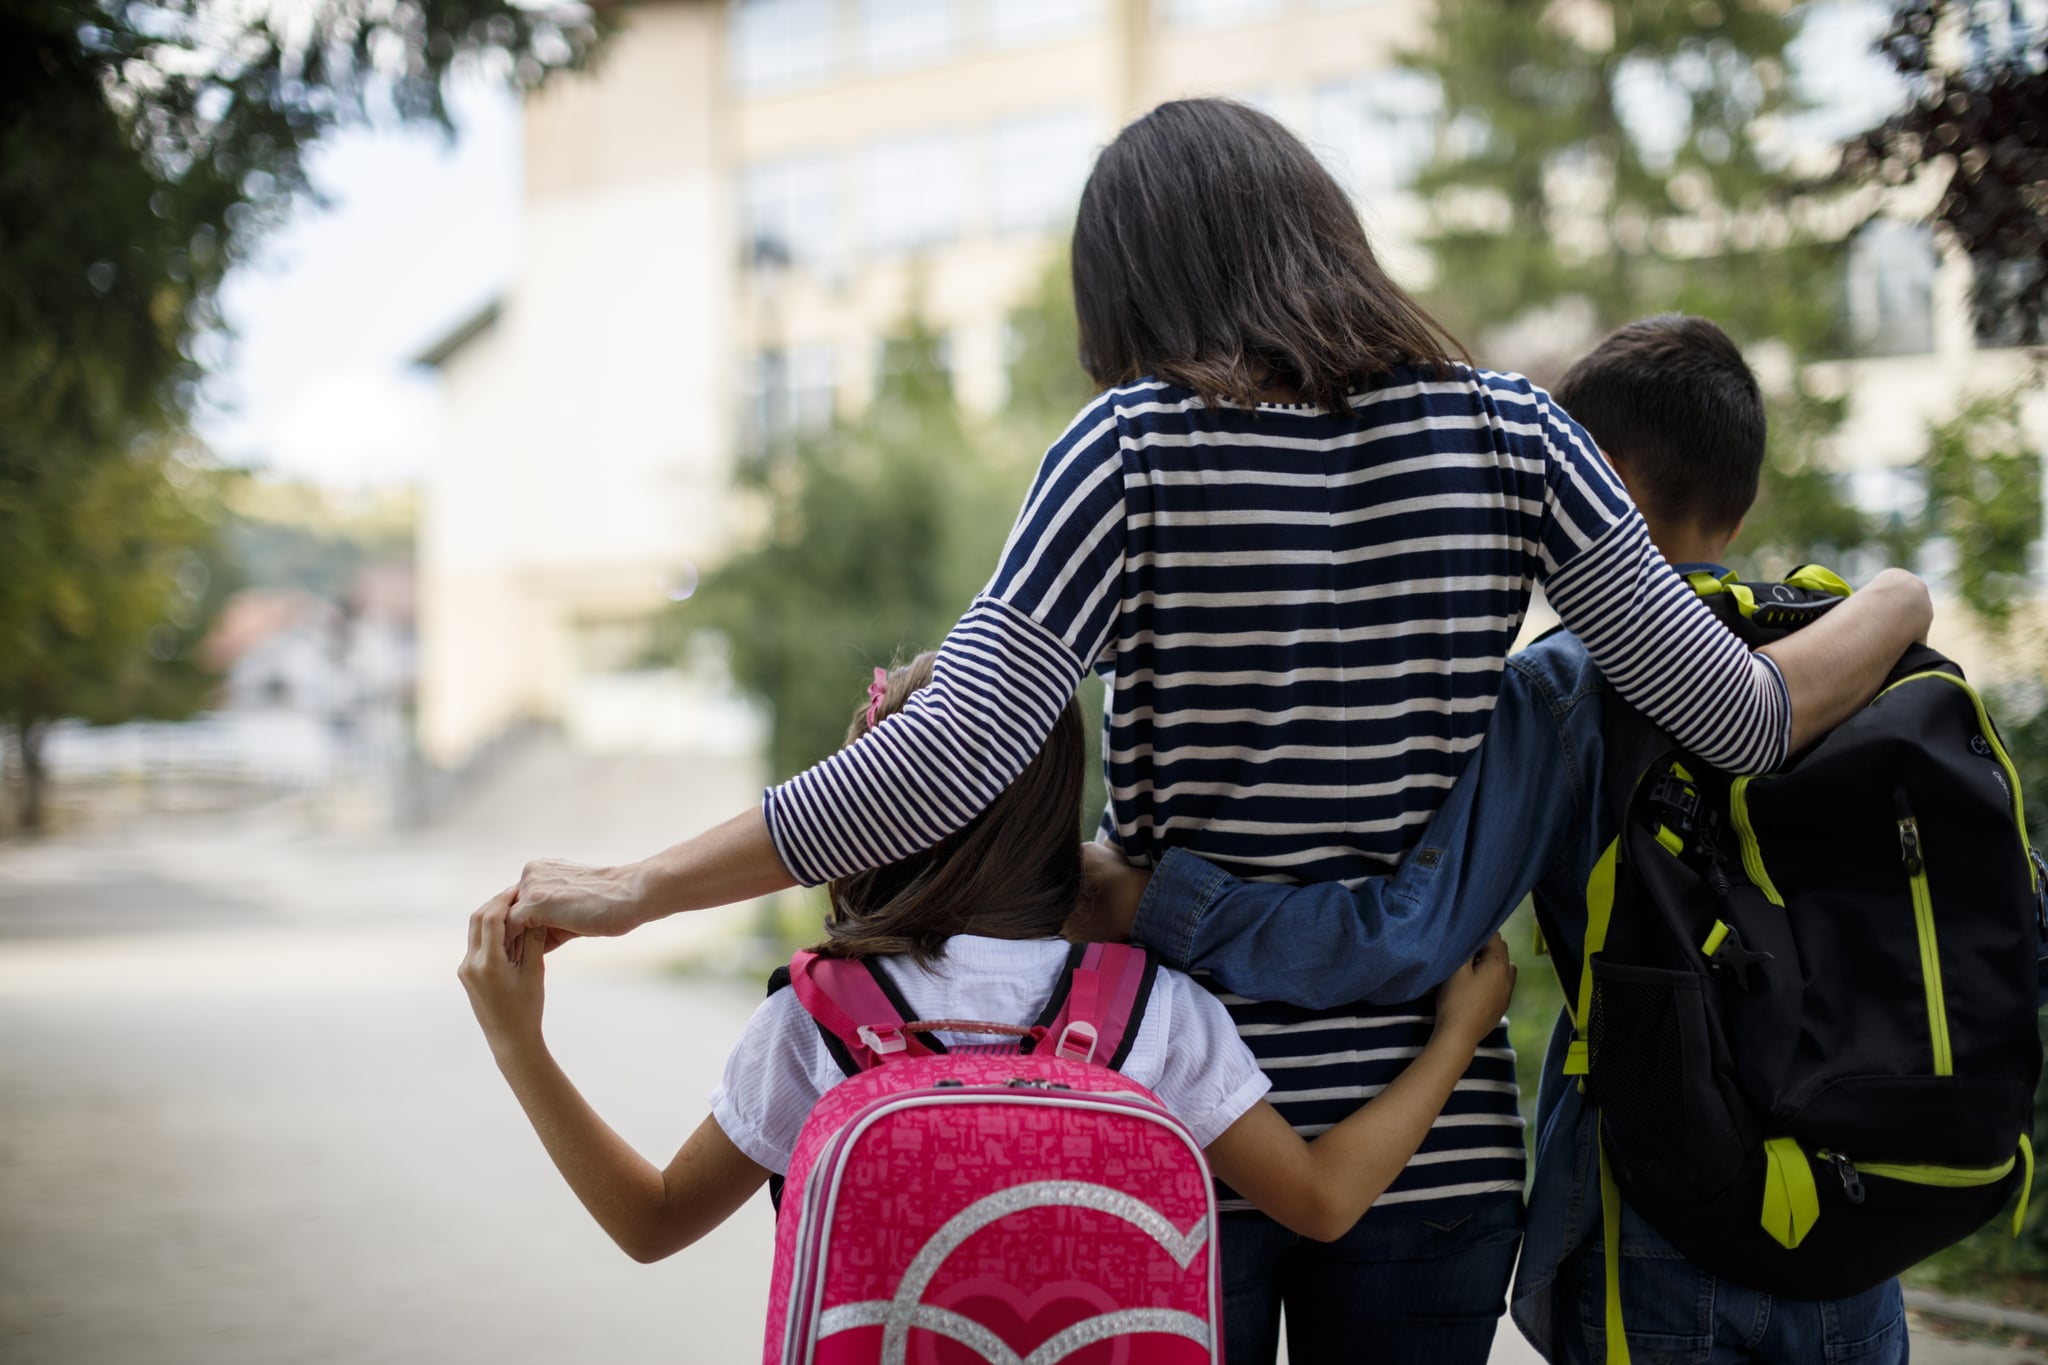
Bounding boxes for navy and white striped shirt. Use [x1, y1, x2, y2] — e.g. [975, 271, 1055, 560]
[764, 366, 1790, 1209]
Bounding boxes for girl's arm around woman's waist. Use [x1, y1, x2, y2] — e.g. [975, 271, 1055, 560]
[1203, 936, 1517, 1241]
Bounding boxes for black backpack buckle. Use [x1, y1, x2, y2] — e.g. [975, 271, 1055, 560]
[1706, 922, 1774, 991]
[1645, 771, 1703, 838]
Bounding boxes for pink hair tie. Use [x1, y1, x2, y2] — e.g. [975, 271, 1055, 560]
[865, 667, 889, 730]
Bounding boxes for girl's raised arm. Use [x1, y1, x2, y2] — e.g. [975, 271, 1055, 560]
[461, 890, 769, 1260]
[1203, 936, 1516, 1242]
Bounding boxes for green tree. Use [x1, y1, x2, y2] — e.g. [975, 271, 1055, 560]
[684, 316, 1032, 784]
[1917, 384, 2045, 630]
[680, 256, 1113, 838]
[1, 0, 604, 828]
[1845, 0, 2048, 346]
[1404, 0, 1873, 575]
[1, 444, 227, 829]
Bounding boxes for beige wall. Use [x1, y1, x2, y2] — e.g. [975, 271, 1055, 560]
[420, 1, 731, 765]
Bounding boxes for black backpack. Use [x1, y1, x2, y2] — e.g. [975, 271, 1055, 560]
[1537, 566, 2044, 1309]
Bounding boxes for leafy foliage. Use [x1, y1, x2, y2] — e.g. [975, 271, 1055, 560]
[676, 256, 1115, 836]
[1917, 383, 2045, 627]
[0, 0, 602, 827]
[681, 316, 1038, 785]
[1844, 0, 2048, 345]
[1404, 0, 1876, 575]
[0, 444, 228, 827]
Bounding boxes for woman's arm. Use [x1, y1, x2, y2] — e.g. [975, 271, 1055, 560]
[1203, 937, 1516, 1242]
[509, 393, 1131, 941]
[460, 890, 769, 1260]
[512, 808, 792, 941]
[1515, 378, 1921, 772]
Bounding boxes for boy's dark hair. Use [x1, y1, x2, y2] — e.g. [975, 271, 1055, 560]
[1553, 314, 1766, 536]
[1071, 97, 1469, 413]
[818, 652, 1084, 964]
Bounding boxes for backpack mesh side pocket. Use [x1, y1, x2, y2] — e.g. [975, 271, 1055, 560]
[1588, 955, 1725, 1196]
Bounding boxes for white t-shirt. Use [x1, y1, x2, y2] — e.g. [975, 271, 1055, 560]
[709, 935, 1271, 1174]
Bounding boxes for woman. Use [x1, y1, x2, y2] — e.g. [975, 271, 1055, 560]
[507, 100, 1928, 1362]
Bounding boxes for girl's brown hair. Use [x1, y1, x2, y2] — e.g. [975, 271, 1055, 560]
[1071, 97, 1470, 412]
[816, 652, 1086, 964]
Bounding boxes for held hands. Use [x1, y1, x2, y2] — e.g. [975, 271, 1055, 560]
[508, 858, 650, 946]
[1065, 840, 1152, 944]
[1433, 934, 1516, 1048]
[459, 888, 550, 1058]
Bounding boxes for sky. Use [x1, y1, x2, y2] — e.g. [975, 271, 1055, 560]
[196, 2, 1902, 491]
[196, 75, 522, 488]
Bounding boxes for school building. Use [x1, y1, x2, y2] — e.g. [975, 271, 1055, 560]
[413, 0, 2045, 768]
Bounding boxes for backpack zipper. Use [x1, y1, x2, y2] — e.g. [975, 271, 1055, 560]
[1728, 776, 1784, 906]
[1874, 671, 2037, 894]
[1895, 806, 1953, 1075]
[1819, 1149, 2015, 1190]
[1820, 1141, 2035, 1239]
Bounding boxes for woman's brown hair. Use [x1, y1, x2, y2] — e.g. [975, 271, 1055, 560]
[816, 652, 1086, 964]
[1071, 97, 1470, 412]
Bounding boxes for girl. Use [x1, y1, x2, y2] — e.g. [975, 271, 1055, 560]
[461, 654, 1516, 1270]
[508, 100, 1930, 1360]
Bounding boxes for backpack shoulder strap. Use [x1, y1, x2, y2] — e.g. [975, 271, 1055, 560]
[788, 950, 945, 1073]
[1036, 942, 1159, 1071]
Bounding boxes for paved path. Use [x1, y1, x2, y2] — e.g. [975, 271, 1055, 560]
[0, 745, 2039, 1364]
[1, 744, 781, 1363]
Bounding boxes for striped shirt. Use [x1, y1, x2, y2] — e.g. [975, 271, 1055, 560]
[763, 366, 1790, 1209]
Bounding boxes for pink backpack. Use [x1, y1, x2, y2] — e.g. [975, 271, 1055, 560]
[761, 942, 1223, 1365]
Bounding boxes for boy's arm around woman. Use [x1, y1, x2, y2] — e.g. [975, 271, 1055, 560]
[1071, 567, 1936, 1010]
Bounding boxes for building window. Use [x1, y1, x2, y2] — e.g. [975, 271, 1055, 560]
[742, 154, 839, 273]
[746, 345, 836, 452]
[986, 0, 1099, 47]
[991, 109, 1098, 234]
[859, 0, 958, 70]
[1156, 0, 1283, 29]
[1309, 70, 1442, 199]
[730, 0, 838, 92]
[863, 132, 962, 253]
[1844, 220, 1936, 357]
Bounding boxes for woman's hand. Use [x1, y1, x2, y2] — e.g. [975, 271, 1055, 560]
[509, 858, 650, 945]
[459, 888, 549, 1059]
[1432, 934, 1516, 1048]
[505, 809, 800, 946]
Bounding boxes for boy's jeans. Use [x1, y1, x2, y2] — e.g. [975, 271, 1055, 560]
[1556, 1198, 1908, 1365]
[1220, 1191, 1524, 1364]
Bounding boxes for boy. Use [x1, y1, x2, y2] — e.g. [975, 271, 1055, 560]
[1078, 315, 1922, 1362]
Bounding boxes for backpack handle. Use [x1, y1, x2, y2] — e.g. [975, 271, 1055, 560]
[790, 942, 1159, 1073]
